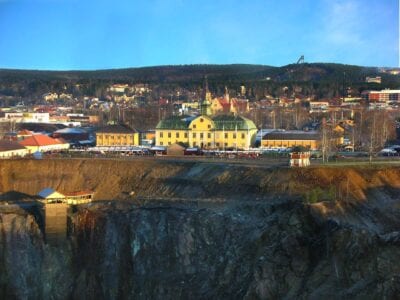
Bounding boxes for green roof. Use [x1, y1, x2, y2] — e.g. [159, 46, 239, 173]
[156, 116, 194, 130]
[156, 114, 257, 131]
[212, 115, 256, 131]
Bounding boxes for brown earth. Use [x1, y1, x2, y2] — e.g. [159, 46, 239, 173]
[1, 158, 400, 299]
[1, 158, 400, 202]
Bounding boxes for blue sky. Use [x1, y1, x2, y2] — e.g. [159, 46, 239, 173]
[0, 0, 398, 70]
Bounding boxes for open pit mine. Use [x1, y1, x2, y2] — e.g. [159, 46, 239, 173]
[1, 159, 400, 299]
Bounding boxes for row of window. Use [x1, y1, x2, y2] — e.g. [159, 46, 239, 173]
[98, 134, 136, 140]
[192, 124, 211, 129]
[159, 132, 247, 139]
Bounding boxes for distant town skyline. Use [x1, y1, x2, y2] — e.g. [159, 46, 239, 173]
[0, 0, 398, 70]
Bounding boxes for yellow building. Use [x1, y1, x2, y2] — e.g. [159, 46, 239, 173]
[96, 124, 140, 146]
[261, 130, 343, 150]
[156, 115, 257, 150]
[261, 130, 321, 150]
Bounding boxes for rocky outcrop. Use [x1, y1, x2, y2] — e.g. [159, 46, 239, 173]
[0, 159, 400, 298]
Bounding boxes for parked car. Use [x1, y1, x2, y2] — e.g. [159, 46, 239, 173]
[378, 148, 398, 156]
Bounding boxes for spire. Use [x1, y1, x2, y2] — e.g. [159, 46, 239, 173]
[204, 75, 209, 93]
[200, 75, 212, 115]
[224, 86, 230, 103]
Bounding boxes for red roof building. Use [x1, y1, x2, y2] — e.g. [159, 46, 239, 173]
[19, 134, 70, 153]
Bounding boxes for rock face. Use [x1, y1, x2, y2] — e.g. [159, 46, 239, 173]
[1, 159, 400, 299]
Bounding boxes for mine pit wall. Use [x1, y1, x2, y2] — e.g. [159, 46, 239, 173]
[1, 159, 400, 298]
[1, 159, 400, 202]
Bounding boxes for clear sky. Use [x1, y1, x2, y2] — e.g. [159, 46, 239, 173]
[0, 0, 398, 70]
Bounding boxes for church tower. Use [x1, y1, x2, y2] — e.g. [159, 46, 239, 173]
[200, 76, 212, 116]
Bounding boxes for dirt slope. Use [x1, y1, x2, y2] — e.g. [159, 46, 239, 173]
[1, 159, 400, 298]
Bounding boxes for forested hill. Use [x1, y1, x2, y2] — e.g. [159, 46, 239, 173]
[0, 63, 394, 84]
[0, 63, 399, 100]
[0, 64, 273, 83]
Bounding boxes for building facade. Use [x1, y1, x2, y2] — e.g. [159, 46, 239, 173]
[362, 89, 400, 103]
[156, 115, 257, 149]
[0, 140, 28, 158]
[95, 124, 140, 146]
[261, 130, 321, 150]
[19, 134, 70, 153]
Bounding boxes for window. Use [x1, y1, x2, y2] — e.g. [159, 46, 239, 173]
[200, 133, 204, 139]
[193, 124, 196, 129]
[168, 142, 171, 145]
[168, 132, 171, 138]
[160, 142, 163, 145]
[207, 142, 211, 147]
[216, 142, 220, 147]
[176, 132, 179, 138]
[241, 133, 245, 139]
[224, 143, 228, 147]
[225, 133, 228, 139]
[200, 118, 204, 122]
[207, 133, 211, 139]
[208, 124, 211, 129]
[160, 132, 163, 138]
[193, 133, 196, 138]
[233, 133, 236, 139]
[193, 142, 197, 146]
[184, 133, 188, 138]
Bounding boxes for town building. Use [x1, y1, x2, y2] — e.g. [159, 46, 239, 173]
[289, 151, 311, 167]
[19, 134, 70, 153]
[52, 127, 90, 145]
[4, 112, 50, 123]
[140, 130, 155, 146]
[362, 89, 400, 103]
[156, 78, 257, 150]
[309, 101, 329, 113]
[210, 87, 250, 115]
[66, 114, 99, 125]
[156, 114, 257, 149]
[95, 124, 140, 146]
[365, 76, 382, 84]
[0, 140, 28, 158]
[261, 130, 321, 150]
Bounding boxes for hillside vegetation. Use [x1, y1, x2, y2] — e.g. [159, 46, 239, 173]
[1, 63, 399, 100]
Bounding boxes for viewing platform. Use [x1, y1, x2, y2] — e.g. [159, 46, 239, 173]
[37, 188, 94, 245]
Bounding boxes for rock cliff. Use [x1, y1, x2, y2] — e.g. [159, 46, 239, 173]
[1, 159, 400, 299]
